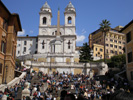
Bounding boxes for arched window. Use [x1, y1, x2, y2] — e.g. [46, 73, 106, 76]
[55, 31, 57, 35]
[43, 17, 47, 24]
[35, 51, 37, 54]
[68, 17, 72, 24]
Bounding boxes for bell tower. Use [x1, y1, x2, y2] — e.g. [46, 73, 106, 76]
[64, 2, 76, 26]
[39, 1, 52, 27]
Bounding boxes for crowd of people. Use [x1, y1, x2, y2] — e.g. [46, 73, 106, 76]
[0, 70, 133, 100]
[28, 71, 133, 100]
[0, 75, 27, 100]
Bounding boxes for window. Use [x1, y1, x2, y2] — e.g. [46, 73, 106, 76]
[131, 71, 133, 80]
[1, 41, 5, 53]
[24, 41, 27, 45]
[100, 49, 103, 52]
[114, 40, 117, 43]
[14, 50, 16, 59]
[12, 45, 14, 56]
[55, 31, 57, 35]
[0, 63, 2, 74]
[42, 45, 44, 49]
[68, 17, 72, 24]
[36, 38, 38, 42]
[3, 19, 8, 31]
[35, 51, 37, 54]
[110, 50, 114, 53]
[123, 42, 125, 44]
[68, 40, 71, 49]
[96, 54, 97, 56]
[110, 39, 113, 42]
[114, 45, 117, 48]
[110, 44, 113, 47]
[119, 41, 121, 44]
[126, 32, 131, 43]
[115, 51, 117, 55]
[52, 32, 54, 35]
[106, 44, 108, 46]
[18, 44, 20, 46]
[106, 49, 108, 53]
[119, 52, 122, 54]
[36, 44, 38, 49]
[43, 17, 47, 24]
[128, 52, 132, 63]
[41, 40, 45, 49]
[24, 47, 26, 52]
[119, 46, 121, 49]
[18, 51, 20, 54]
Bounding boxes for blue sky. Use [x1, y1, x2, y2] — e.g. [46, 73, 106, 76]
[2, 0, 133, 46]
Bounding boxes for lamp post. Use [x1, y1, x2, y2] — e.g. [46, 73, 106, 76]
[30, 53, 33, 72]
[50, 55, 51, 71]
[89, 49, 93, 77]
[4, 66, 8, 84]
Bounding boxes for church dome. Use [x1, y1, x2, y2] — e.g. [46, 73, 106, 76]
[65, 2, 75, 12]
[42, 1, 50, 8]
[41, 1, 52, 13]
[67, 2, 74, 8]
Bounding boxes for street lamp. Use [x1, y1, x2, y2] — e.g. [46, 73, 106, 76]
[4, 66, 8, 84]
[30, 53, 33, 71]
[50, 55, 52, 72]
[89, 50, 93, 77]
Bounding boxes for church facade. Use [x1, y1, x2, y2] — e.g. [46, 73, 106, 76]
[16, 2, 79, 64]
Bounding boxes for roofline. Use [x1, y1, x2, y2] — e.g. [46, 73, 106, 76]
[17, 36, 37, 38]
[90, 28, 123, 36]
[0, 1, 22, 31]
[0, 1, 11, 15]
[12, 13, 22, 31]
[119, 19, 133, 32]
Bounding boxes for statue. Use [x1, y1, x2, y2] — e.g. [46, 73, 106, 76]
[21, 82, 30, 99]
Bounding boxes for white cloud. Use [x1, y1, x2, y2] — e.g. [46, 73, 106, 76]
[81, 29, 86, 34]
[18, 29, 25, 36]
[76, 35, 85, 42]
[30, 30, 33, 34]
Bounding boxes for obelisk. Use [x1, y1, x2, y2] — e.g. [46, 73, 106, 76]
[57, 7, 60, 36]
[54, 8, 62, 53]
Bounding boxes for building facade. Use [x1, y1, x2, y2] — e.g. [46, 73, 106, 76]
[0, 1, 22, 84]
[120, 20, 133, 88]
[16, 2, 79, 65]
[89, 27, 125, 60]
[92, 44, 104, 60]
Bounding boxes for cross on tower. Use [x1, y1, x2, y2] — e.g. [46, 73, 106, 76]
[41, 40, 46, 49]
[67, 40, 71, 49]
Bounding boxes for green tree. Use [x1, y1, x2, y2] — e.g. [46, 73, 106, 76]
[79, 42, 92, 62]
[111, 54, 126, 68]
[15, 59, 21, 69]
[99, 19, 111, 63]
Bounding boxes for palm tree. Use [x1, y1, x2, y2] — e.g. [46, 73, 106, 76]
[99, 19, 111, 63]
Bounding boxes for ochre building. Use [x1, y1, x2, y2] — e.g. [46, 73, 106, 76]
[0, 1, 22, 84]
[89, 26, 125, 60]
[120, 20, 133, 88]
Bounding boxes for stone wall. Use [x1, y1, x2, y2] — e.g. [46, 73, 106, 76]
[0, 72, 26, 92]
